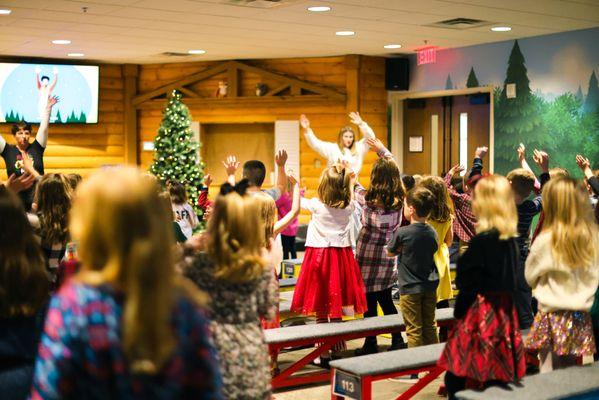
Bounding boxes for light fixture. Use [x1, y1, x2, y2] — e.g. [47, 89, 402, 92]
[0, 9, 11, 15]
[384, 44, 402, 49]
[491, 26, 512, 32]
[188, 49, 206, 54]
[52, 39, 71, 45]
[307, 6, 331, 12]
[68, 53, 84, 57]
[335, 31, 355, 36]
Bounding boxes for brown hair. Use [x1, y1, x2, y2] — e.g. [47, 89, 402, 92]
[365, 158, 404, 211]
[67, 173, 83, 191]
[337, 126, 356, 154]
[406, 186, 435, 218]
[0, 186, 48, 318]
[317, 164, 352, 209]
[11, 121, 31, 135]
[507, 168, 536, 199]
[418, 176, 453, 223]
[36, 173, 72, 246]
[255, 192, 276, 248]
[168, 181, 188, 204]
[473, 175, 518, 239]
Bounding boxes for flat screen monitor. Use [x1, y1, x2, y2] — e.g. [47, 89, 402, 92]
[0, 62, 99, 124]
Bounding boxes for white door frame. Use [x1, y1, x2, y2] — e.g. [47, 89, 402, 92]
[389, 85, 495, 173]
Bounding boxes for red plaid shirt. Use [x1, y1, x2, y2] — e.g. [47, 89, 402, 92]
[444, 172, 476, 243]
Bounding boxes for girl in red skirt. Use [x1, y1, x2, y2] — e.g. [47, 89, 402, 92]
[291, 163, 367, 363]
[438, 175, 526, 399]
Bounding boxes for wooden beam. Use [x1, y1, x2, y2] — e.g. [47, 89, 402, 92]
[345, 55, 361, 114]
[122, 64, 139, 165]
[132, 61, 232, 106]
[291, 85, 301, 95]
[265, 83, 290, 96]
[228, 66, 238, 97]
[136, 94, 340, 110]
[232, 60, 346, 101]
[178, 87, 199, 98]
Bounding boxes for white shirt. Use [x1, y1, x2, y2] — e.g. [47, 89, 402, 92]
[303, 121, 375, 176]
[302, 197, 355, 248]
[172, 203, 199, 239]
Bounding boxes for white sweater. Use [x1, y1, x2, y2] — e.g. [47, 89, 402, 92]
[525, 232, 599, 312]
[301, 197, 355, 248]
[303, 121, 375, 176]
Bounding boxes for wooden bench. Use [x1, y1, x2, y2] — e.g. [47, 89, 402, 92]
[279, 277, 297, 292]
[330, 343, 446, 400]
[265, 308, 455, 390]
[457, 362, 599, 400]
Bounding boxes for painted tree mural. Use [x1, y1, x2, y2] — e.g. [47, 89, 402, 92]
[445, 74, 454, 90]
[466, 67, 480, 88]
[584, 71, 599, 114]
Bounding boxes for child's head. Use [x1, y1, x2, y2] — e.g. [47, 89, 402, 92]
[404, 186, 435, 220]
[542, 177, 599, 269]
[36, 173, 73, 245]
[67, 173, 83, 191]
[549, 167, 569, 180]
[337, 126, 356, 153]
[472, 175, 518, 239]
[11, 121, 31, 147]
[401, 174, 416, 192]
[418, 176, 453, 222]
[168, 181, 188, 204]
[0, 185, 47, 318]
[158, 191, 175, 221]
[207, 183, 266, 283]
[243, 160, 267, 187]
[366, 158, 404, 211]
[317, 164, 352, 209]
[506, 168, 536, 199]
[254, 192, 277, 248]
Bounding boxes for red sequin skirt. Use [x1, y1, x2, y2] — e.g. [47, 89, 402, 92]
[438, 293, 526, 383]
[291, 246, 367, 319]
[526, 310, 596, 356]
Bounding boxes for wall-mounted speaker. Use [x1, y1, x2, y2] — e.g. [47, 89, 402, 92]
[385, 58, 409, 91]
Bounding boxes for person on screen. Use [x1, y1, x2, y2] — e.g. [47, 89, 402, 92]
[0, 95, 59, 211]
[35, 66, 58, 119]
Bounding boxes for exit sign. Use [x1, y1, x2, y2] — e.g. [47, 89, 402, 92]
[417, 47, 437, 65]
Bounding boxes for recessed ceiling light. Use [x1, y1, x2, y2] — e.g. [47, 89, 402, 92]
[68, 53, 84, 57]
[335, 31, 355, 36]
[384, 44, 402, 49]
[188, 49, 206, 54]
[0, 9, 11, 15]
[307, 6, 331, 12]
[491, 26, 512, 32]
[52, 39, 71, 45]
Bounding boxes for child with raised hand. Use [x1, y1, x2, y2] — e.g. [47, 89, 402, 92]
[275, 173, 303, 260]
[291, 162, 367, 365]
[438, 175, 525, 399]
[353, 138, 406, 355]
[525, 177, 599, 372]
[387, 186, 439, 349]
[169, 181, 199, 240]
[223, 151, 288, 200]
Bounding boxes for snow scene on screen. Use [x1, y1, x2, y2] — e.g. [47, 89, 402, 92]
[0, 63, 99, 124]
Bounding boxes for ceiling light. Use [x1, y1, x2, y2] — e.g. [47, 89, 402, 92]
[384, 44, 402, 49]
[0, 9, 11, 15]
[188, 49, 206, 54]
[307, 6, 331, 12]
[335, 31, 355, 36]
[68, 53, 84, 57]
[491, 26, 512, 32]
[52, 39, 71, 45]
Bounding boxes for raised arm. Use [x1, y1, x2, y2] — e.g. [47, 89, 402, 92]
[49, 67, 58, 93]
[222, 155, 239, 185]
[518, 143, 541, 190]
[36, 95, 58, 148]
[300, 114, 337, 160]
[469, 146, 487, 178]
[366, 137, 396, 166]
[35, 66, 41, 89]
[576, 155, 599, 196]
[274, 175, 300, 235]
[350, 111, 375, 141]
[274, 149, 288, 195]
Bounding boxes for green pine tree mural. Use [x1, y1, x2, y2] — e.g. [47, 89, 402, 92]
[583, 71, 599, 114]
[55, 110, 63, 123]
[575, 85, 584, 102]
[150, 90, 204, 216]
[445, 74, 454, 90]
[466, 67, 480, 88]
[78, 111, 87, 123]
[494, 40, 545, 174]
[66, 111, 77, 123]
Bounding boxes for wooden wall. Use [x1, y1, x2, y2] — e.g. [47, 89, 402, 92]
[0, 64, 126, 180]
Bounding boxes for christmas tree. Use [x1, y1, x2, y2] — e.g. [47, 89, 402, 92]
[466, 67, 480, 88]
[150, 90, 204, 214]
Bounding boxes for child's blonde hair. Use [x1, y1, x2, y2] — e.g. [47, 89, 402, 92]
[206, 191, 266, 282]
[549, 167, 569, 179]
[473, 175, 518, 239]
[542, 177, 599, 269]
[507, 168, 536, 199]
[317, 164, 352, 209]
[70, 167, 204, 375]
[255, 192, 277, 248]
[418, 176, 454, 223]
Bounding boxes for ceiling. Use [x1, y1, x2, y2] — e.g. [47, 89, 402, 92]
[0, 0, 597, 64]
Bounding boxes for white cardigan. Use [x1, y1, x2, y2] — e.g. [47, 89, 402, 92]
[304, 121, 375, 175]
[525, 232, 599, 312]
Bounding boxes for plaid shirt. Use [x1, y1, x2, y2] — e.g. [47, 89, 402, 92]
[354, 185, 402, 292]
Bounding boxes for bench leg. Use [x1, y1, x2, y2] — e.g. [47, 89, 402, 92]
[395, 366, 444, 400]
[362, 376, 373, 400]
[272, 341, 334, 389]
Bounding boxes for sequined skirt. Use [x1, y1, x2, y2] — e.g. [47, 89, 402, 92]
[525, 310, 596, 356]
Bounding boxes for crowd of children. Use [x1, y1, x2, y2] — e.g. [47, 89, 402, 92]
[1, 111, 598, 400]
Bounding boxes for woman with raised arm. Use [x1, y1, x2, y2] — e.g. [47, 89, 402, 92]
[300, 112, 376, 176]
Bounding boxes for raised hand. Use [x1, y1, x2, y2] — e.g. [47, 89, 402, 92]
[475, 146, 488, 159]
[5, 173, 36, 193]
[366, 137, 385, 153]
[287, 172, 298, 187]
[35, 66, 41, 74]
[275, 149, 288, 167]
[533, 149, 549, 172]
[299, 114, 310, 130]
[222, 155, 240, 176]
[18, 150, 39, 178]
[448, 164, 465, 176]
[47, 95, 59, 109]
[203, 173, 212, 187]
[53, 66, 58, 74]
[576, 155, 593, 179]
[348, 111, 363, 125]
[517, 143, 526, 163]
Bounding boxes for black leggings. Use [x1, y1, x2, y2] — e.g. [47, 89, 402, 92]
[444, 372, 466, 400]
[364, 288, 404, 345]
[281, 235, 297, 260]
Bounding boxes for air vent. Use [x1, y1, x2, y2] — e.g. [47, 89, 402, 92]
[161, 52, 192, 57]
[223, 0, 299, 9]
[425, 17, 493, 30]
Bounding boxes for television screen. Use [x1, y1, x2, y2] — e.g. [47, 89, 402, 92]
[0, 62, 99, 124]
